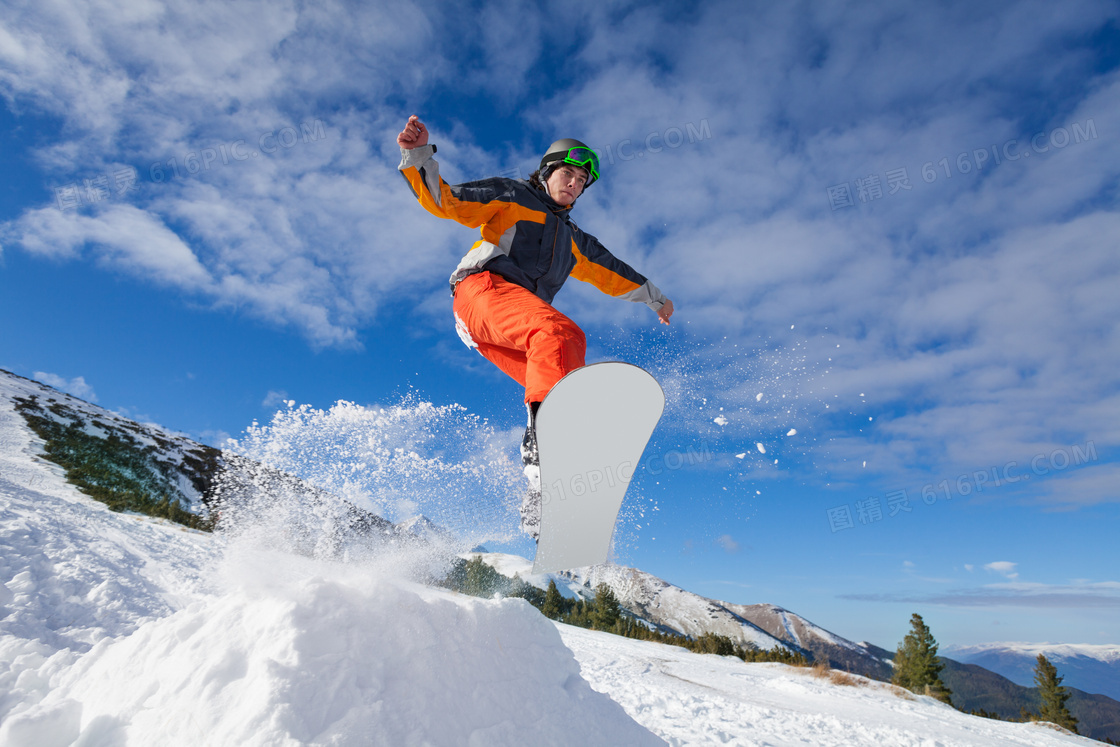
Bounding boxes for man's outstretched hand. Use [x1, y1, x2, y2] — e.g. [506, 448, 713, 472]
[657, 298, 675, 325]
[397, 115, 429, 149]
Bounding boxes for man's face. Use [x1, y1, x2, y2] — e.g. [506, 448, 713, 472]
[545, 164, 588, 206]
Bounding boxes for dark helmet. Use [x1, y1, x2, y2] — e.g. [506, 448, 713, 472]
[540, 138, 601, 187]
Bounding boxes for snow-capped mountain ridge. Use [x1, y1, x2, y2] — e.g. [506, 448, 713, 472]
[561, 562, 802, 653]
[950, 642, 1120, 663]
[947, 642, 1120, 701]
[719, 601, 894, 680]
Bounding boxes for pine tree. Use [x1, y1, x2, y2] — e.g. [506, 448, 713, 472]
[564, 599, 592, 628]
[542, 579, 564, 620]
[891, 613, 952, 705]
[591, 583, 621, 630]
[1034, 654, 1079, 733]
[462, 556, 506, 597]
[508, 577, 546, 608]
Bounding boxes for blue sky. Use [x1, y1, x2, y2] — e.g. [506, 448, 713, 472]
[2, 0, 1118, 650]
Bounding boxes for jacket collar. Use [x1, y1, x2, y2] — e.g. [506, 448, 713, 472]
[534, 184, 575, 215]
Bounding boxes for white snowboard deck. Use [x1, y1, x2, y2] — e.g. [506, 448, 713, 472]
[532, 362, 664, 574]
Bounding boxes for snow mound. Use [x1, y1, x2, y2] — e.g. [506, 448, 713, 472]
[2, 553, 661, 747]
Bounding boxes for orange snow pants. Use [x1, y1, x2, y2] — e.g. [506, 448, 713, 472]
[453, 271, 586, 404]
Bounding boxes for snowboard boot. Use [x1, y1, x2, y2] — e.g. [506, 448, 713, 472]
[519, 401, 542, 541]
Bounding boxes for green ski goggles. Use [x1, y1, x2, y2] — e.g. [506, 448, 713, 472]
[555, 147, 600, 183]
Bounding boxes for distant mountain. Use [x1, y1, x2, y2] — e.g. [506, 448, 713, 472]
[562, 564, 898, 680]
[946, 642, 1120, 701]
[394, 514, 453, 542]
[720, 602, 894, 681]
[470, 554, 895, 679]
[561, 563, 798, 652]
[939, 657, 1120, 743]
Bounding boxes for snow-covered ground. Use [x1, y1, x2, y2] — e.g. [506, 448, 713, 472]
[562, 626, 1087, 746]
[0, 376, 1098, 745]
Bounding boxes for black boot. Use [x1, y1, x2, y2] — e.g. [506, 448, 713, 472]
[519, 401, 542, 540]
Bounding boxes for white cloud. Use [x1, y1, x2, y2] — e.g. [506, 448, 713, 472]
[1035, 461, 1120, 508]
[262, 390, 291, 410]
[845, 579, 1120, 609]
[2, 0, 1118, 507]
[0, 0, 457, 349]
[9, 204, 212, 287]
[984, 562, 1019, 580]
[715, 534, 740, 554]
[33, 372, 97, 402]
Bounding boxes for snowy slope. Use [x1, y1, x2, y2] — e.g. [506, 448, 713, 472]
[0, 373, 218, 729]
[1, 368, 221, 516]
[0, 371, 1105, 745]
[947, 642, 1120, 701]
[562, 625, 1091, 747]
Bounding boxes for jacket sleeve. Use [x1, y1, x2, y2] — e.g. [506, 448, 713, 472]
[570, 232, 669, 312]
[398, 144, 505, 228]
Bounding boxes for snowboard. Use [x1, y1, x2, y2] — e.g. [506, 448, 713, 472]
[532, 362, 665, 574]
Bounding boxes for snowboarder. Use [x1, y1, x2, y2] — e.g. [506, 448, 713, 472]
[397, 115, 674, 538]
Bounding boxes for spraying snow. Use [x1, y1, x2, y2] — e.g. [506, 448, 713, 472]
[223, 396, 526, 554]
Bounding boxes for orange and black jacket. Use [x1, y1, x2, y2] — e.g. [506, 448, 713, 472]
[399, 144, 668, 312]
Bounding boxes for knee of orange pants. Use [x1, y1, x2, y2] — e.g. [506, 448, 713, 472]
[523, 317, 586, 403]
